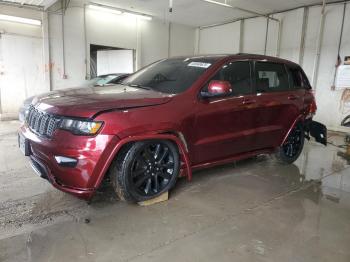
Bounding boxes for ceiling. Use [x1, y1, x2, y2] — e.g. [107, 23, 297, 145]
[94, 0, 342, 27]
[1, 0, 344, 26]
[1, 0, 58, 9]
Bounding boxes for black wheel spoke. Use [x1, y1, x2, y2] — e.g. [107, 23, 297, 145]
[160, 162, 174, 169]
[154, 144, 161, 160]
[136, 155, 147, 166]
[158, 171, 171, 180]
[144, 178, 152, 194]
[153, 175, 159, 192]
[135, 175, 150, 187]
[133, 168, 145, 178]
[143, 147, 153, 161]
[158, 147, 169, 163]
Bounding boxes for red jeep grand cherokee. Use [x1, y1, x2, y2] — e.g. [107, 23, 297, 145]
[18, 54, 327, 202]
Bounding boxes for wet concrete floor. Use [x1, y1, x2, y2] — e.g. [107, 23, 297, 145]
[0, 121, 349, 261]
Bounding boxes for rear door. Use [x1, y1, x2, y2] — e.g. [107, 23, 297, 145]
[252, 61, 304, 149]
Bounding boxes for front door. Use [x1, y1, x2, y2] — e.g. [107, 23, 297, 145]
[192, 61, 259, 165]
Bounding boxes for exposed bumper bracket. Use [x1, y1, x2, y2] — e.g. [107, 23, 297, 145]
[305, 120, 327, 146]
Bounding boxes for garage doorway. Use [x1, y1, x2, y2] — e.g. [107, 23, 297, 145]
[90, 44, 134, 78]
[0, 34, 45, 119]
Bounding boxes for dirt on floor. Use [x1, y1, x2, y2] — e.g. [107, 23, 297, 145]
[0, 121, 349, 262]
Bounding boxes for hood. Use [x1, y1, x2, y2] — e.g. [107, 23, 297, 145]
[32, 85, 173, 118]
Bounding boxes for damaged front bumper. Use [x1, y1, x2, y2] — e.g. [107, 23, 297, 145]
[305, 120, 327, 146]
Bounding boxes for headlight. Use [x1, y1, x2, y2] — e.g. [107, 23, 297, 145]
[59, 119, 103, 135]
[19, 106, 30, 123]
[19, 96, 34, 123]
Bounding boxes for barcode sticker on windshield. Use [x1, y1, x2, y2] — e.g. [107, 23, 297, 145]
[188, 62, 211, 68]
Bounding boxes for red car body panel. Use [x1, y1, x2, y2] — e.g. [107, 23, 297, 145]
[19, 54, 316, 199]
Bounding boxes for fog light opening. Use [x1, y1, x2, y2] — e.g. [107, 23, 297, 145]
[54, 156, 78, 168]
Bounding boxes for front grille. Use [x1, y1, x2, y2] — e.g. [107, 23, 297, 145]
[26, 106, 60, 137]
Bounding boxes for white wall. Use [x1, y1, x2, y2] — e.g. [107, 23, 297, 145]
[274, 9, 305, 63]
[0, 5, 47, 119]
[242, 17, 267, 55]
[199, 21, 241, 54]
[49, 1, 196, 90]
[197, 3, 350, 131]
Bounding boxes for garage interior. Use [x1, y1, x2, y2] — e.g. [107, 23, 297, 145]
[0, 0, 350, 261]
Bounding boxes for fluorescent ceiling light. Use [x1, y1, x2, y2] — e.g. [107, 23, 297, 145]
[203, 0, 232, 8]
[0, 14, 41, 26]
[123, 12, 152, 21]
[88, 4, 152, 20]
[89, 4, 122, 14]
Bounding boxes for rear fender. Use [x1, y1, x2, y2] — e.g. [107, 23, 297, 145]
[281, 115, 327, 146]
[280, 115, 304, 146]
[93, 133, 192, 190]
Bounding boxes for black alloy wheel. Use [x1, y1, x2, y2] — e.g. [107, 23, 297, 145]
[276, 123, 305, 164]
[130, 142, 176, 197]
[110, 140, 179, 202]
[282, 124, 304, 158]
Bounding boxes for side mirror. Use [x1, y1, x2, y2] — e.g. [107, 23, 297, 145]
[201, 80, 233, 98]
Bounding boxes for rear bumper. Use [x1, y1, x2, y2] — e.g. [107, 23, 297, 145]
[305, 119, 327, 146]
[19, 124, 119, 200]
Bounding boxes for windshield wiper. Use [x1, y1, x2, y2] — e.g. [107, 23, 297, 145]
[128, 84, 151, 90]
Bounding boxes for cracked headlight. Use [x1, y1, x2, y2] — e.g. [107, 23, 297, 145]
[59, 119, 103, 135]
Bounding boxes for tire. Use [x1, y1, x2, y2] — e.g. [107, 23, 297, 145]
[275, 123, 305, 164]
[110, 140, 180, 202]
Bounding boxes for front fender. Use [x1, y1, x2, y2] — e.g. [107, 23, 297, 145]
[93, 133, 192, 190]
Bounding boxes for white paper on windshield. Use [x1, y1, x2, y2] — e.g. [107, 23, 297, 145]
[188, 62, 211, 68]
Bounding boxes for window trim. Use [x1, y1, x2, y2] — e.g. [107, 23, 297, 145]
[198, 59, 254, 100]
[253, 60, 291, 94]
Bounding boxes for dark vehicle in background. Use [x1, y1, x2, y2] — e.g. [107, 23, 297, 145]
[18, 54, 327, 203]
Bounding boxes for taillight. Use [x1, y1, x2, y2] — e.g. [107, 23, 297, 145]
[307, 90, 317, 114]
[310, 100, 317, 114]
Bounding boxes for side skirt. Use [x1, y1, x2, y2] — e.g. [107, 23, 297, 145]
[191, 148, 275, 171]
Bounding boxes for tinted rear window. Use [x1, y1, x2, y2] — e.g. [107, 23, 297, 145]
[255, 62, 289, 92]
[123, 58, 216, 94]
[288, 66, 311, 89]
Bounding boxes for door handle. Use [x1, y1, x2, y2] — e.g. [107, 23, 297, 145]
[288, 95, 299, 100]
[242, 99, 256, 105]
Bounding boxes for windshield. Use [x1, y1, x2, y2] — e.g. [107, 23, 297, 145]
[122, 58, 216, 94]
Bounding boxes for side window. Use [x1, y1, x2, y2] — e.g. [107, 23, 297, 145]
[288, 66, 311, 90]
[209, 61, 252, 96]
[255, 62, 289, 93]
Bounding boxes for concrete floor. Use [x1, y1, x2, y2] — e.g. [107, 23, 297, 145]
[0, 121, 349, 262]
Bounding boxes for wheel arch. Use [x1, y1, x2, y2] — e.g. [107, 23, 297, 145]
[280, 114, 305, 146]
[93, 132, 192, 191]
